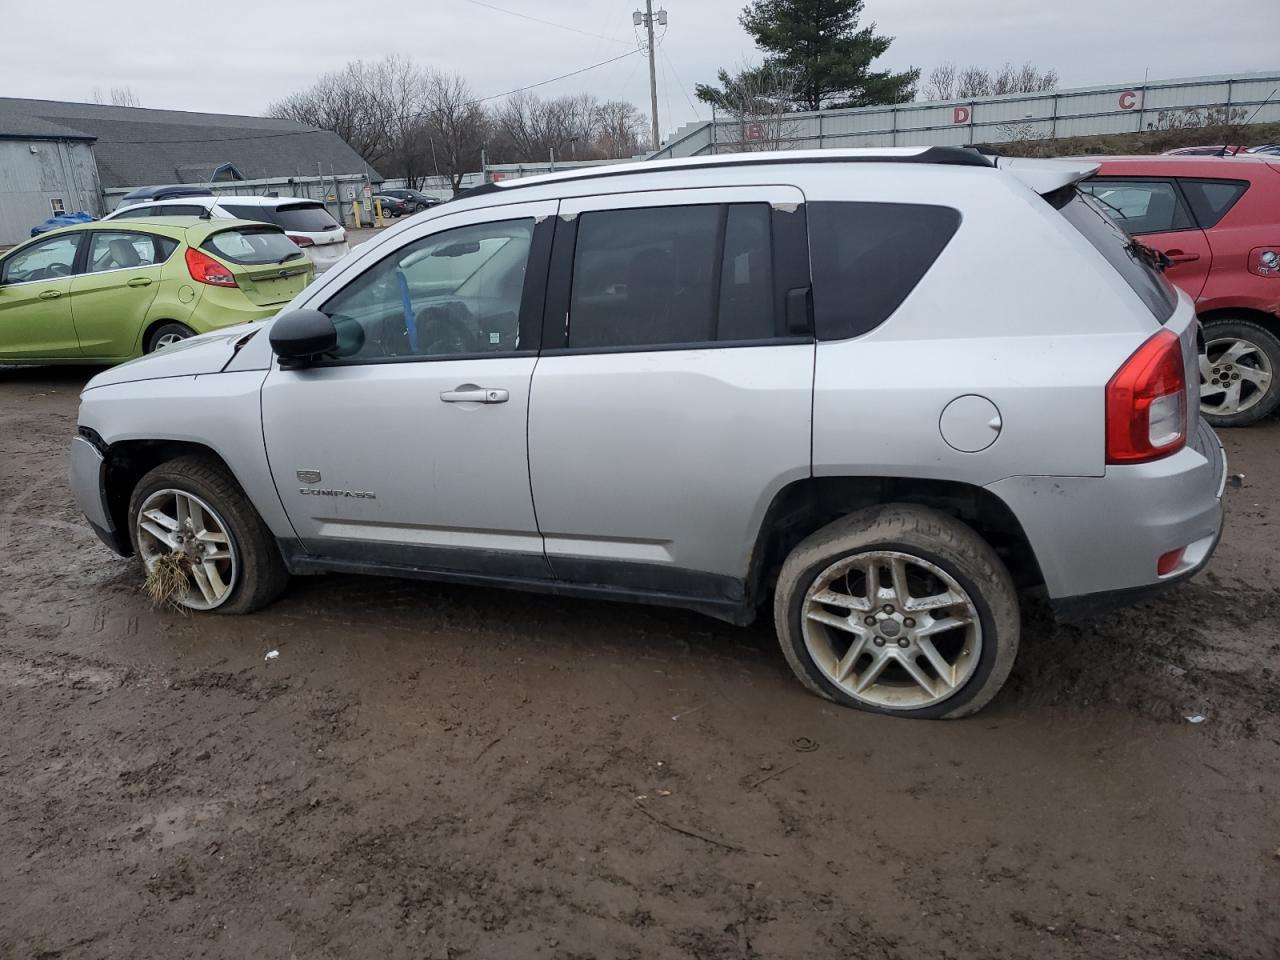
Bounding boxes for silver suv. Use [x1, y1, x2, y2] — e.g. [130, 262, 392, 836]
[70, 148, 1227, 719]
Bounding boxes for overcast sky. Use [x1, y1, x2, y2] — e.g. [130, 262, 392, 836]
[1, 0, 1272, 138]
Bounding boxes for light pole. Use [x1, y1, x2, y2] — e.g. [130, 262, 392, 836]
[633, 3, 667, 150]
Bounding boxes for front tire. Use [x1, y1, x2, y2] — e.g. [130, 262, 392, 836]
[145, 322, 195, 353]
[128, 455, 288, 614]
[774, 505, 1020, 719]
[1199, 317, 1280, 427]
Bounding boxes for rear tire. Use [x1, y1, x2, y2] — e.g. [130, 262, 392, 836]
[145, 322, 195, 353]
[127, 455, 288, 615]
[1199, 317, 1280, 428]
[774, 505, 1020, 719]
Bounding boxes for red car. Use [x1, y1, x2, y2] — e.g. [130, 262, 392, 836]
[1082, 155, 1280, 426]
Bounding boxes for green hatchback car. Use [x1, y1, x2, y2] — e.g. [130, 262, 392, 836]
[0, 218, 315, 363]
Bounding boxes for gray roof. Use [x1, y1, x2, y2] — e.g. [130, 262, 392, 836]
[0, 98, 378, 187]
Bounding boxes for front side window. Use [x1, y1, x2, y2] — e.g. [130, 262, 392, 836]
[87, 232, 163, 272]
[1078, 179, 1194, 235]
[1, 234, 81, 284]
[204, 228, 304, 265]
[321, 218, 535, 361]
[567, 202, 780, 350]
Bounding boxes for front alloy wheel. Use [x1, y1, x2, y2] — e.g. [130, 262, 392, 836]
[135, 488, 238, 610]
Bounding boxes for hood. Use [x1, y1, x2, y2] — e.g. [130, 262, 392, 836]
[84, 324, 262, 391]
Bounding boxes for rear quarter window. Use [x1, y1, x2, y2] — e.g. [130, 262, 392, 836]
[1178, 178, 1250, 227]
[204, 228, 303, 265]
[808, 202, 962, 340]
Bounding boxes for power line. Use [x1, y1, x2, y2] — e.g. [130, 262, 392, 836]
[470, 49, 642, 104]
[660, 40, 702, 122]
[463, 0, 632, 45]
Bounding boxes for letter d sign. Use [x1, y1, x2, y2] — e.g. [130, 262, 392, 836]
[953, 105, 971, 124]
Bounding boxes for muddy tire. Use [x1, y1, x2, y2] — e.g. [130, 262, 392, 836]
[145, 322, 196, 353]
[127, 455, 288, 615]
[774, 504, 1020, 719]
[1199, 317, 1280, 428]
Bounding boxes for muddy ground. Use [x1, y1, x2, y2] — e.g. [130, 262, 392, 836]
[1, 365, 1277, 960]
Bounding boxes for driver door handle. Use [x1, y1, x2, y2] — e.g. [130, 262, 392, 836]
[39, 290, 62, 300]
[440, 385, 509, 404]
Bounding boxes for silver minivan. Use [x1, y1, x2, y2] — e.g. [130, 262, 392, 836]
[70, 148, 1226, 718]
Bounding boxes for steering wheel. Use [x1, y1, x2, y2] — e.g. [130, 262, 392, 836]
[45, 262, 72, 279]
[419, 303, 477, 355]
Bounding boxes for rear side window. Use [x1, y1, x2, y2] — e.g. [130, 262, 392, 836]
[114, 204, 153, 218]
[1058, 190, 1177, 323]
[808, 202, 961, 341]
[567, 203, 782, 350]
[204, 228, 303, 265]
[1077, 179, 1194, 235]
[219, 204, 271, 225]
[157, 204, 208, 217]
[1178, 178, 1249, 228]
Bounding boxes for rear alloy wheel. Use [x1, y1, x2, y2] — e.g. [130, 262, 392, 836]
[146, 322, 195, 353]
[1199, 319, 1280, 427]
[775, 505, 1020, 719]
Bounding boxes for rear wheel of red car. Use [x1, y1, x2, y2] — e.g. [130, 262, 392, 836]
[146, 322, 195, 353]
[1199, 317, 1280, 428]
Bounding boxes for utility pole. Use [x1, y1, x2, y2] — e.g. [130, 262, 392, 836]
[634, 3, 667, 150]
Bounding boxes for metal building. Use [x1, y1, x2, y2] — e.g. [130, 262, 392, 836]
[0, 113, 100, 246]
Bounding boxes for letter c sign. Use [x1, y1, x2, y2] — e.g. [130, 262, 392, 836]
[1118, 91, 1138, 110]
[953, 105, 971, 124]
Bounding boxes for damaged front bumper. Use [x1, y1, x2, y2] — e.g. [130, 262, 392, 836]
[69, 432, 129, 556]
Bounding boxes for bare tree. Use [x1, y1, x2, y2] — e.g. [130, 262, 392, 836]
[696, 63, 800, 152]
[593, 100, 649, 158]
[923, 61, 1057, 101]
[420, 70, 488, 194]
[92, 86, 142, 107]
[267, 60, 399, 170]
[488, 92, 646, 164]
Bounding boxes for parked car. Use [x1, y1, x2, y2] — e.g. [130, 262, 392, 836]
[1162, 145, 1246, 156]
[1, 218, 312, 361]
[104, 196, 350, 273]
[372, 195, 410, 218]
[1245, 144, 1280, 156]
[1081, 155, 1280, 426]
[70, 148, 1225, 719]
[378, 188, 442, 212]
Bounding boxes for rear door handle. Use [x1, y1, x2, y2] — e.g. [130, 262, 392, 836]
[440, 384, 509, 404]
[127, 277, 154, 287]
[1165, 250, 1201, 263]
[38, 290, 62, 300]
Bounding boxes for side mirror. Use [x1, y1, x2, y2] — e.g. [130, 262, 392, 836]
[269, 309, 337, 368]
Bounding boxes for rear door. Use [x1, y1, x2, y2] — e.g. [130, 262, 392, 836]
[0, 232, 83, 359]
[68, 229, 170, 358]
[527, 186, 814, 602]
[1079, 177, 1212, 298]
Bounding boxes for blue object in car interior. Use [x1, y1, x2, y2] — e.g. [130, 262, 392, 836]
[31, 212, 95, 237]
[396, 270, 417, 353]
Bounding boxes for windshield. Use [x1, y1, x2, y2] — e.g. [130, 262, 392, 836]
[204, 228, 304, 265]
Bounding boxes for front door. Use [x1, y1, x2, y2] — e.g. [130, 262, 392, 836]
[260, 199, 557, 578]
[0, 233, 83, 360]
[1080, 177, 1213, 299]
[68, 229, 168, 358]
[527, 186, 815, 601]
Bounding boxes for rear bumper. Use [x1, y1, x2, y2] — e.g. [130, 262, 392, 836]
[69, 434, 130, 556]
[986, 418, 1226, 614]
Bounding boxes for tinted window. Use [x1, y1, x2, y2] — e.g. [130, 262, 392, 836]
[1178, 178, 1249, 228]
[1058, 189, 1177, 323]
[1077, 179, 1194, 235]
[808, 202, 961, 341]
[1, 234, 80, 283]
[568, 203, 780, 349]
[113, 204, 153, 218]
[87, 232, 162, 272]
[204, 228, 303, 265]
[156, 204, 207, 217]
[219, 204, 270, 225]
[321, 218, 534, 360]
[272, 203, 341, 232]
[155, 237, 179, 261]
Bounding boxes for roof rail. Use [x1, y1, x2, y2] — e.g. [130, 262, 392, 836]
[456, 146, 993, 201]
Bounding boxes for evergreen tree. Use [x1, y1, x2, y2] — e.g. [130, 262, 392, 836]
[704, 0, 918, 112]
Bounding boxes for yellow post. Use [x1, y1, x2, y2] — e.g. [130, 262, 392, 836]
[375, 198, 384, 227]
[351, 199, 361, 227]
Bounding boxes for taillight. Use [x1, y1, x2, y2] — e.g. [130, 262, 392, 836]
[185, 247, 237, 287]
[1106, 330, 1187, 464]
[287, 234, 315, 248]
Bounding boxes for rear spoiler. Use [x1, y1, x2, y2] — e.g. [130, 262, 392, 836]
[995, 157, 1100, 195]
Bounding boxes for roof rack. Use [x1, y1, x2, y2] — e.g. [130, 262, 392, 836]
[455, 146, 993, 201]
